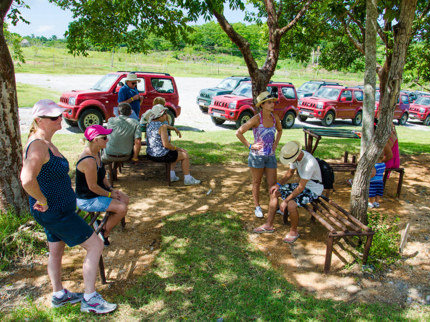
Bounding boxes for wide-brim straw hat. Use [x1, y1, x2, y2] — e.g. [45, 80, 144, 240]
[279, 141, 303, 165]
[123, 73, 141, 83]
[256, 91, 277, 108]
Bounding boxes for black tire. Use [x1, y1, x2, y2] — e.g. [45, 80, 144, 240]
[78, 109, 103, 132]
[352, 111, 362, 126]
[397, 113, 408, 125]
[235, 112, 253, 129]
[424, 115, 430, 126]
[199, 105, 208, 113]
[321, 111, 335, 127]
[166, 109, 175, 126]
[64, 118, 78, 127]
[211, 116, 225, 125]
[281, 111, 295, 129]
[298, 115, 308, 122]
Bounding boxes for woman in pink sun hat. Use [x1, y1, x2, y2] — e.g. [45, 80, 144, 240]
[75, 125, 129, 247]
[21, 100, 117, 313]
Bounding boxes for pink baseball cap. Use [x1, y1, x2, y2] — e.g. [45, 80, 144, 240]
[84, 125, 113, 141]
[32, 99, 68, 118]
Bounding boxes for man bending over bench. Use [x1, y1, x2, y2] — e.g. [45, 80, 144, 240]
[254, 141, 324, 243]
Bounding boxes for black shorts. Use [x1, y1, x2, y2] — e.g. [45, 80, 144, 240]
[147, 150, 178, 163]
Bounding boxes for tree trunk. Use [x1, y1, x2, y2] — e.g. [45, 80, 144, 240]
[0, 1, 29, 216]
[350, 0, 418, 223]
[361, 0, 378, 156]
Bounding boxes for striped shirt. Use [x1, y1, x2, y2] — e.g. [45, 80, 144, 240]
[370, 162, 386, 182]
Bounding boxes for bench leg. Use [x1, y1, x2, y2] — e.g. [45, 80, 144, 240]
[383, 170, 389, 189]
[351, 155, 356, 175]
[121, 217, 126, 230]
[283, 209, 289, 225]
[362, 235, 374, 264]
[99, 254, 107, 284]
[397, 170, 404, 197]
[344, 151, 349, 163]
[107, 163, 114, 187]
[324, 235, 334, 274]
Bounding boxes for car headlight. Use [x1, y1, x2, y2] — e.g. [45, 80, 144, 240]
[68, 97, 76, 106]
[211, 98, 215, 106]
[228, 102, 237, 109]
[298, 100, 302, 106]
[298, 94, 305, 98]
[419, 108, 425, 113]
[317, 102, 324, 109]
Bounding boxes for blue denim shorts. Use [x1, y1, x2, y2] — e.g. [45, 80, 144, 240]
[31, 200, 94, 247]
[77, 196, 112, 213]
[248, 153, 277, 169]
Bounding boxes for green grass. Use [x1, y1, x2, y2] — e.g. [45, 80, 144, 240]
[2, 212, 428, 321]
[0, 209, 46, 271]
[17, 82, 62, 108]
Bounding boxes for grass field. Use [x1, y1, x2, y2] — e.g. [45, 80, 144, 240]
[17, 82, 63, 108]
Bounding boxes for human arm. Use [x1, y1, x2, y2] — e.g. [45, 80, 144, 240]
[269, 168, 295, 194]
[20, 141, 51, 212]
[272, 115, 283, 152]
[371, 167, 376, 178]
[279, 178, 308, 213]
[381, 142, 393, 163]
[79, 159, 120, 199]
[159, 125, 184, 151]
[235, 115, 263, 151]
[118, 87, 140, 104]
[165, 125, 182, 138]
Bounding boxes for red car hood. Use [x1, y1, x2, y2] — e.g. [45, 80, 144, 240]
[301, 97, 333, 104]
[410, 103, 430, 110]
[61, 89, 100, 97]
[213, 95, 253, 105]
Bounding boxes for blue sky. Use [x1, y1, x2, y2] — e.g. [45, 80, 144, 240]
[8, 0, 258, 38]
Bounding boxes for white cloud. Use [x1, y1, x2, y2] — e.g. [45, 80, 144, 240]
[36, 25, 55, 33]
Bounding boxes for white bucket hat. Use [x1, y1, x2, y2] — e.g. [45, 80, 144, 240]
[123, 73, 141, 83]
[140, 104, 168, 124]
[256, 91, 277, 108]
[279, 141, 303, 165]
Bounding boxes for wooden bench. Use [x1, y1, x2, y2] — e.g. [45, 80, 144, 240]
[106, 154, 171, 188]
[283, 195, 375, 274]
[80, 210, 126, 284]
[383, 167, 405, 197]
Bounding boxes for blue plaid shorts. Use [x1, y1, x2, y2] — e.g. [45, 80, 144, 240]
[278, 183, 318, 207]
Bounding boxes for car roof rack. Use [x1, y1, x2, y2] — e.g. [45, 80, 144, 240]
[272, 81, 293, 85]
[230, 76, 251, 78]
[116, 71, 171, 76]
[310, 80, 340, 84]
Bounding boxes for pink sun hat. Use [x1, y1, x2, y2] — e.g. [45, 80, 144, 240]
[84, 125, 112, 141]
[32, 99, 68, 118]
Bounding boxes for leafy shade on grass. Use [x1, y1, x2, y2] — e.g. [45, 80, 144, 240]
[121, 212, 423, 321]
[0, 209, 46, 271]
[16, 82, 62, 108]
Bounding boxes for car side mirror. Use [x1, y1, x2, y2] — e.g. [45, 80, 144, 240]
[340, 97, 347, 102]
[118, 82, 124, 87]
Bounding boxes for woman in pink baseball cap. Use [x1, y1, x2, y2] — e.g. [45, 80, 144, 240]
[75, 125, 129, 247]
[21, 100, 117, 313]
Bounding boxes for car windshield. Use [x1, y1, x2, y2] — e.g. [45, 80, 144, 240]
[231, 83, 252, 98]
[217, 78, 239, 90]
[90, 74, 120, 91]
[298, 82, 320, 92]
[314, 87, 340, 100]
[414, 97, 430, 106]
[375, 91, 380, 101]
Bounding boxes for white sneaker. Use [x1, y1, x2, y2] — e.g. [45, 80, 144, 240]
[255, 206, 264, 218]
[171, 174, 180, 182]
[373, 202, 380, 208]
[368, 202, 374, 209]
[184, 176, 201, 185]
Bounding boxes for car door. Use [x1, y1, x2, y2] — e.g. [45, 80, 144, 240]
[268, 85, 283, 119]
[398, 94, 410, 118]
[338, 90, 353, 118]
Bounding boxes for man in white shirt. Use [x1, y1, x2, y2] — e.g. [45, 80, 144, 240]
[253, 141, 323, 243]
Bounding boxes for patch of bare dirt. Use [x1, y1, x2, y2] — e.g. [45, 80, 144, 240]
[1, 155, 430, 312]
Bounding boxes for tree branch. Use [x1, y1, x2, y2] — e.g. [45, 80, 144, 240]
[341, 18, 365, 55]
[278, 0, 316, 36]
[276, 0, 283, 21]
[412, 2, 430, 36]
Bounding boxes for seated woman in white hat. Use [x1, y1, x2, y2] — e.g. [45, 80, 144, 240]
[143, 104, 201, 185]
[253, 141, 324, 244]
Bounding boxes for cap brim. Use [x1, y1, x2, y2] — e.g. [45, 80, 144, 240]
[101, 128, 113, 135]
[33, 105, 68, 118]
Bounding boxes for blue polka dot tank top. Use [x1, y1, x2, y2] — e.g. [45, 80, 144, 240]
[25, 140, 76, 210]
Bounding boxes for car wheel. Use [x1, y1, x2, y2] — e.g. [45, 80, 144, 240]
[166, 109, 175, 126]
[397, 113, 408, 125]
[64, 118, 78, 127]
[298, 115, 308, 122]
[199, 105, 208, 113]
[211, 116, 225, 125]
[352, 111, 362, 126]
[78, 109, 103, 132]
[424, 115, 430, 126]
[321, 111, 335, 127]
[281, 111, 295, 129]
[236, 112, 253, 129]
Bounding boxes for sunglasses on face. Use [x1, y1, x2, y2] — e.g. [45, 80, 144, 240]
[40, 115, 63, 121]
[99, 136, 108, 141]
[131, 82, 137, 85]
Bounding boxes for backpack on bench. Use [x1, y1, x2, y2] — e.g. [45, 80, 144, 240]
[314, 158, 335, 190]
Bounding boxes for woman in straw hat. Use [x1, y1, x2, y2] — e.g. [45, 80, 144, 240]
[144, 104, 201, 185]
[21, 100, 117, 314]
[236, 91, 283, 218]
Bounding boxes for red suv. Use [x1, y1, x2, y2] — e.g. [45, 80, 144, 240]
[297, 86, 364, 127]
[58, 71, 181, 131]
[374, 90, 410, 125]
[409, 95, 430, 126]
[207, 81, 298, 129]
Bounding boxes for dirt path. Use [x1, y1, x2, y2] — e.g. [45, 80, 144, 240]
[1, 155, 430, 312]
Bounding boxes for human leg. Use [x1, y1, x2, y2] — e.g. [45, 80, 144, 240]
[132, 138, 142, 160]
[254, 190, 281, 232]
[105, 199, 128, 237]
[47, 241, 66, 292]
[176, 150, 190, 175]
[249, 167, 265, 208]
[284, 200, 300, 241]
[79, 233, 104, 294]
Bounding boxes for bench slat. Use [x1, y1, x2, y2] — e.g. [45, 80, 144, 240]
[303, 204, 337, 234]
[312, 202, 349, 233]
[316, 200, 361, 233]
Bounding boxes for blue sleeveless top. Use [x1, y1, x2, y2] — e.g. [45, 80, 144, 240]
[25, 140, 76, 210]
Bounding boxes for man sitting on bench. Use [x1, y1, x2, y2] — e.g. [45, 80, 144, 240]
[101, 103, 142, 163]
[253, 141, 324, 243]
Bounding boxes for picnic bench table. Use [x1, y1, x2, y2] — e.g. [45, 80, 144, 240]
[303, 127, 361, 155]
